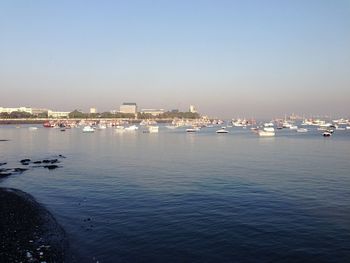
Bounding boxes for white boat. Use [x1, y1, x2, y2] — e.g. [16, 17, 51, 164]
[216, 129, 229, 134]
[124, 125, 139, 131]
[297, 128, 308, 133]
[263, 127, 275, 132]
[28, 127, 38, 130]
[97, 124, 107, 130]
[258, 130, 275, 137]
[146, 126, 159, 133]
[165, 125, 177, 129]
[289, 125, 298, 130]
[323, 131, 332, 137]
[186, 127, 200, 133]
[82, 126, 94, 133]
[346, 126, 350, 130]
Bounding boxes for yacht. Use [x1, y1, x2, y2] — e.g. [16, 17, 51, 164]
[297, 128, 308, 133]
[125, 125, 139, 131]
[144, 126, 159, 133]
[216, 129, 229, 134]
[82, 126, 94, 133]
[258, 130, 275, 137]
[186, 127, 200, 133]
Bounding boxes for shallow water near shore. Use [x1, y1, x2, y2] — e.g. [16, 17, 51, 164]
[1, 125, 350, 262]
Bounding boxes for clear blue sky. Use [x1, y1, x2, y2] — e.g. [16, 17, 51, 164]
[1, 0, 349, 118]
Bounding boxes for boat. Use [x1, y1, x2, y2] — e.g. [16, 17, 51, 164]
[144, 126, 159, 133]
[82, 126, 94, 133]
[297, 128, 308, 133]
[289, 125, 298, 130]
[216, 129, 229, 134]
[263, 127, 275, 132]
[258, 130, 275, 137]
[124, 125, 139, 131]
[186, 127, 200, 133]
[43, 122, 54, 128]
[323, 131, 332, 137]
[28, 127, 38, 130]
[346, 126, 350, 130]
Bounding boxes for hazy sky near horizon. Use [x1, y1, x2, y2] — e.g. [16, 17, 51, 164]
[1, 0, 349, 118]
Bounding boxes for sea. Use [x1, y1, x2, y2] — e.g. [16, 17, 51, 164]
[1, 124, 350, 262]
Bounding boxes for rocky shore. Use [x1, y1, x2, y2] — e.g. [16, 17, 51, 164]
[0, 187, 71, 262]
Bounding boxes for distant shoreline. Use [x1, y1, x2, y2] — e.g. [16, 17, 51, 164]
[0, 118, 178, 125]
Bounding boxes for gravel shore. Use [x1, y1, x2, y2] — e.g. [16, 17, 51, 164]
[0, 187, 71, 262]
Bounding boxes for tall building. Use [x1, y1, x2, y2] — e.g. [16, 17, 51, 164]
[120, 103, 137, 115]
[90, 107, 97, 114]
[189, 105, 197, 113]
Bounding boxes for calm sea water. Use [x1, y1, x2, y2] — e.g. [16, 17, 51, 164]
[1, 125, 350, 262]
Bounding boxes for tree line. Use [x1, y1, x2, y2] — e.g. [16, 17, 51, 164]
[0, 110, 201, 119]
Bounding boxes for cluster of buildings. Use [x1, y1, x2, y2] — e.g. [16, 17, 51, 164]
[1, 103, 198, 119]
[0, 107, 70, 118]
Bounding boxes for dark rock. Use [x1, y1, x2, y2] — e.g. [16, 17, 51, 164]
[0, 140, 9, 142]
[33, 161, 42, 164]
[43, 165, 59, 170]
[13, 168, 28, 173]
[0, 173, 12, 178]
[20, 159, 31, 164]
[0, 162, 7, 166]
[50, 159, 58, 164]
[42, 160, 51, 164]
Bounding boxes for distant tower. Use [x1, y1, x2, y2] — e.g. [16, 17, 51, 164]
[90, 107, 97, 114]
[189, 105, 197, 113]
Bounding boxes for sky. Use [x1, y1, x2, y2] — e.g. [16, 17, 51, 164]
[0, 0, 349, 118]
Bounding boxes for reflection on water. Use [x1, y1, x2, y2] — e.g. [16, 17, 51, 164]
[1, 125, 350, 262]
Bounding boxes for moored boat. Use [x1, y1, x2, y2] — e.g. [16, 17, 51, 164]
[216, 129, 229, 134]
[82, 126, 94, 133]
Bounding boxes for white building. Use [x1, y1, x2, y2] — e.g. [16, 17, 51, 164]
[189, 105, 197, 113]
[90, 107, 97, 114]
[120, 103, 137, 115]
[141, 109, 165, 116]
[48, 110, 70, 118]
[0, 107, 33, 114]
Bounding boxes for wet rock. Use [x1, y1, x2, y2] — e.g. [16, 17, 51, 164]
[0, 139, 9, 142]
[0, 162, 7, 166]
[42, 160, 51, 164]
[0, 172, 12, 178]
[13, 168, 28, 173]
[20, 159, 31, 163]
[33, 161, 42, 164]
[43, 165, 59, 170]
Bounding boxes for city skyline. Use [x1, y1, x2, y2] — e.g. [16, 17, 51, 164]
[1, 0, 350, 118]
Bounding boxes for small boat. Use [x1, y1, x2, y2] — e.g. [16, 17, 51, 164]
[43, 122, 54, 128]
[323, 131, 332, 137]
[125, 125, 139, 131]
[144, 126, 159, 133]
[216, 129, 229, 134]
[289, 125, 298, 130]
[60, 128, 66, 132]
[28, 127, 38, 130]
[82, 126, 94, 133]
[346, 126, 350, 130]
[258, 130, 275, 137]
[297, 128, 308, 133]
[186, 127, 200, 133]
